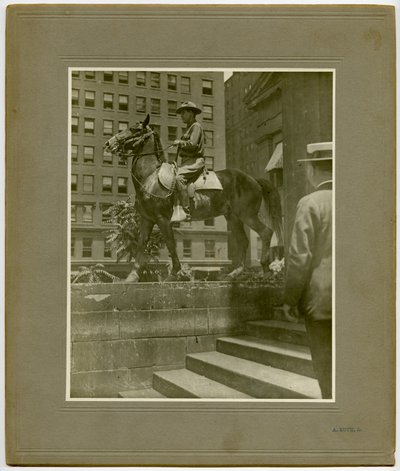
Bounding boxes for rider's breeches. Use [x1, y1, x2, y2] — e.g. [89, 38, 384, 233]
[176, 158, 205, 209]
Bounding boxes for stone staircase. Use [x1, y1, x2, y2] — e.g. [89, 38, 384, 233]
[119, 319, 321, 400]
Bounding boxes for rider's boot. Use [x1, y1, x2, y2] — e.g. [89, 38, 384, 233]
[180, 186, 192, 221]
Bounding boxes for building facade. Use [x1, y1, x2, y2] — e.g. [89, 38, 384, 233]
[70, 70, 229, 277]
[225, 71, 333, 261]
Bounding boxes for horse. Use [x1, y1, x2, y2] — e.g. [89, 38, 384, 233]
[104, 114, 283, 282]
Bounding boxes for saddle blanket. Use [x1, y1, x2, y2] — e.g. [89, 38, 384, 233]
[193, 171, 223, 191]
[158, 163, 223, 193]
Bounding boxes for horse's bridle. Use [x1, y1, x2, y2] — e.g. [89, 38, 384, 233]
[112, 127, 173, 163]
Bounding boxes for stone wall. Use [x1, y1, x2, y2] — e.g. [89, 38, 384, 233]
[70, 281, 283, 398]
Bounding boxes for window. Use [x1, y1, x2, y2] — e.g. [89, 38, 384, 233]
[103, 120, 113, 136]
[183, 240, 192, 258]
[150, 72, 160, 88]
[205, 240, 215, 258]
[71, 205, 77, 222]
[119, 95, 129, 111]
[150, 98, 160, 115]
[136, 71, 146, 87]
[82, 205, 93, 223]
[85, 71, 95, 80]
[101, 205, 112, 224]
[84, 118, 95, 135]
[71, 237, 75, 257]
[82, 238, 92, 258]
[118, 71, 128, 84]
[84, 90, 95, 107]
[202, 79, 213, 96]
[72, 71, 80, 78]
[83, 175, 94, 193]
[102, 176, 113, 193]
[104, 240, 112, 258]
[168, 126, 177, 142]
[71, 89, 79, 106]
[203, 104, 213, 121]
[181, 76, 191, 93]
[136, 96, 146, 113]
[103, 149, 113, 165]
[71, 145, 78, 162]
[168, 100, 177, 116]
[117, 177, 128, 194]
[103, 93, 113, 110]
[205, 156, 214, 170]
[103, 71, 113, 82]
[204, 130, 214, 146]
[118, 121, 128, 132]
[71, 174, 78, 191]
[83, 146, 94, 163]
[71, 116, 79, 133]
[204, 218, 214, 227]
[167, 74, 177, 91]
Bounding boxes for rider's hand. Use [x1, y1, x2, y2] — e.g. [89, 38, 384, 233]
[176, 174, 186, 185]
[282, 304, 299, 323]
[173, 139, 182, 146]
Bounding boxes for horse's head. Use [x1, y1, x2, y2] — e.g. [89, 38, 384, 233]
[103, 114, 152, 158]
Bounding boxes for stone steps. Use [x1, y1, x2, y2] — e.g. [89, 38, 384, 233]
[153, 368, 252, 398]
[246, 320, 309, 346]
[185, 351, 320, 399]
[216, 335, 315, 378]
[119, 318, 320, 400]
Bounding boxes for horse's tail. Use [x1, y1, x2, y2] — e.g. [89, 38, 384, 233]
[256, 177, 284, 247]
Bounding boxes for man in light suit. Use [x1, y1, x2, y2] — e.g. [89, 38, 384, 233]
[283, 142, 333, 399]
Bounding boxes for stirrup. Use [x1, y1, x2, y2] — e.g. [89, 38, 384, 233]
[171, 205, 188, 223]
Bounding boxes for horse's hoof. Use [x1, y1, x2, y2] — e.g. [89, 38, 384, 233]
[165, 274, 178, 282]
[126, 273, 139, 283]
[177, 272, 191, 282]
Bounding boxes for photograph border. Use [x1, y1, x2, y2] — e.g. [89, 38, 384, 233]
[6, 4, 395, 466]
[66, 66, 337, 403]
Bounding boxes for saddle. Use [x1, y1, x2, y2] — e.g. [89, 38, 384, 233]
[158, 163, 223, 196]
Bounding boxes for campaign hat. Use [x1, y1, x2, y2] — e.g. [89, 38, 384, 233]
[176, 101, 202, 115]
[298, 142, 333, 162]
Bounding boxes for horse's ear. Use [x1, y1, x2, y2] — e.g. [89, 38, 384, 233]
[143, 114, 150, 128]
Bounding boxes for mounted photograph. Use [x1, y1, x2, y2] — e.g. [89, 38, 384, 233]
[68, 69, 334, 401]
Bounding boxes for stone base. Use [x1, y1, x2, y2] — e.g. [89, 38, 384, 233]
[70, 281, 283, 398]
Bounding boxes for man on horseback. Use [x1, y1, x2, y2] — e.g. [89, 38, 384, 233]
[172, 101, 205, 222]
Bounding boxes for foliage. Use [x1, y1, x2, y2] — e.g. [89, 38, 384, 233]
[104, 200, 165, 263]
[72, 264, 120, 284]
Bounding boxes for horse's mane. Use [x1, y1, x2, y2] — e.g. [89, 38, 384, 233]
[152, 130, 165, 163]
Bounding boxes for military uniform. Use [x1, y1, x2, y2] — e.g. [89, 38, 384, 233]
[177, 121, 205, 181]
[172, 101, 206, 221]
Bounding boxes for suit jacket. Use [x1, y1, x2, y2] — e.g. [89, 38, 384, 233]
[284, 182, 332, 320]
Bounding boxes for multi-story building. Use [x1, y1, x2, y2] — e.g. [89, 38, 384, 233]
[225, 71, 333, 263]
[70, 70, 229, 277]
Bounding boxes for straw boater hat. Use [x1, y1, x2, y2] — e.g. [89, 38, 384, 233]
[298, 142, 333, 162]
[176, 101, 202, 115]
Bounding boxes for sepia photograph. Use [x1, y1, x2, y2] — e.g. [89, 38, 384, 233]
[6, 3, 395, 466]
[68, 69, 334, 401]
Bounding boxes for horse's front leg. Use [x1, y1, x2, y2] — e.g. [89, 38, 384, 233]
[126, 218, 154, 282]
[156, 216, 181, 281]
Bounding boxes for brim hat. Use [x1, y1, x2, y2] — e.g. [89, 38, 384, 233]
[176, 101, 202, 115]
[298, 142, 333, 162]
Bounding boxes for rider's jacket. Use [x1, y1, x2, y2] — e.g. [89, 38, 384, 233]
[179, 121, 205, 166]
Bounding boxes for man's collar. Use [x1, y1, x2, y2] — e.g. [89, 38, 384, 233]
[316, 180, 333, 190]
